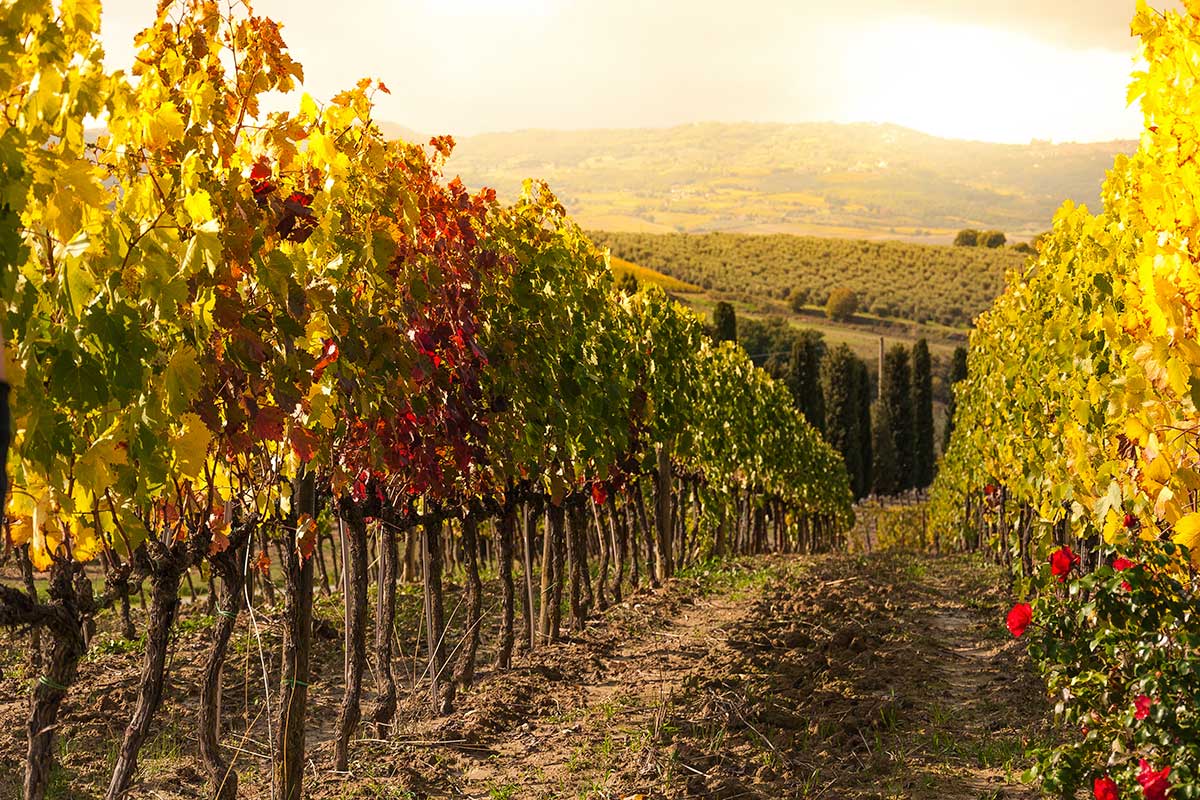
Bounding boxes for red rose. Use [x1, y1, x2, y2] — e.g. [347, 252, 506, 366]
[1137, 759, 1170, 800]
[1094, 775, 1120, 800]
[1135, 695, 1154, 721]
[591, 482, 608, 506]
[1050, 545, 1081, 581]
[1006, 602, 1032, 637]
[1115, 558, 1135, 591]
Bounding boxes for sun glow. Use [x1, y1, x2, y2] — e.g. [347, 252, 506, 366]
[421, 0, 552, 18]
[842, 18, 1143, 143]
[95, 1, 1146, 143]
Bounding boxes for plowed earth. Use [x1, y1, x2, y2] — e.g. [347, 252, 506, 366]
[0, 552, 1052, 799]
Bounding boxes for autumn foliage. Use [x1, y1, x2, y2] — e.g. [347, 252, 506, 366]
[930, 1, 1200, 796]
[0, 2, 854, 798]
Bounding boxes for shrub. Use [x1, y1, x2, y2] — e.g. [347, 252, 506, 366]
[712, 301, 737, 342]
[979, 230, 1007, 248]
[1022, 541, 1200, 799]
[825, 287, 858, 321]
[954, 229, 980, 246]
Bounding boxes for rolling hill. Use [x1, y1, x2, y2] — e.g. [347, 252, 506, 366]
[435, 122, 1133, 243]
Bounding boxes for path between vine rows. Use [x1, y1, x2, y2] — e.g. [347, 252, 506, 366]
[0, 552, 1053, 799]
[334, 552, 1052, 799]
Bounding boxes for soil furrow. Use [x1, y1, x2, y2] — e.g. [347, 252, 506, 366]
[0, 554, 1052, 799]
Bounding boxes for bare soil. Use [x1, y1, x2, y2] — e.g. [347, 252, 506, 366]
[0, 552, 1052, 799]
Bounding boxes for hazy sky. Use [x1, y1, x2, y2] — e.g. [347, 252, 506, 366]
[98, 0, 1179, 143]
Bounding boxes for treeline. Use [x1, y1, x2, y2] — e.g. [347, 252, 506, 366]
[954, 228, 1039, 255]
[952, 228, 1007, 248]
[713, 304, 957, 498]
[593, 230, 1024, 328]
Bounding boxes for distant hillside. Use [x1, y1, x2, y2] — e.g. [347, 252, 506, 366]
[377, 122, 427, 144]
[438, 122, 1133, 243]
[594, 231, 1026, 329]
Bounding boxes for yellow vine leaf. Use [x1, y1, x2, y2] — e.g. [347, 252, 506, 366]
[8, 514, 32, 549]
[70, 514, 105, 563]
[75, 434, 128, 496]
[42, 157, 107, 242]
[28, 494, 62, 572]
[183, 190, 215, 225]
[172, 412, 212, 480]
[164, 346, 202, 416]
[145, 101, 185, 149]
[1173, 512, 1200, 564]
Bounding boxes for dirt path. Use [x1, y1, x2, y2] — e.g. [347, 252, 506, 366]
[346, 553, 1053, 799]
[454, 581, 753, 797]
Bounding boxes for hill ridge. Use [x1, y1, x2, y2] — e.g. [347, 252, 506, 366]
[431, 121, 1133, 244]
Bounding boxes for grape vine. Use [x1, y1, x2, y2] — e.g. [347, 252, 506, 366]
[0, 2, 854, 798]
[932, 2, 1200, 794]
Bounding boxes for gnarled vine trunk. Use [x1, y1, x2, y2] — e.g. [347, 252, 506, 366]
[606, 492, 626, 603]
[370, 521, 400, 736]
[276, 473, 316, 800]
[107, 543, 191, 800]
[538, 504, 555, 643]
[521, 502, 537, 652]
[550, 504, 565, 641]
[198, 533, 247, 800]
[450, 514, 484, 701]
[334, 504, 369, 769]
[5, 562, 91, 800]
[591, 497, 611, 611]
[496, 503, 517, 669]
[654, 443, 675, 581]
[565, 499, 585, 631]
[421, 516, 449, 713]
[635, 484, 657, 587]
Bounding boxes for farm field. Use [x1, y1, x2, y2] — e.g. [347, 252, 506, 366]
[594, 230, 1024, 329]
[607, 243, 971, 371]
[683, 293, 965, 364]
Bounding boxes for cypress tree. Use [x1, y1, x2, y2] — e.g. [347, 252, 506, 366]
[787, 332, 825, 433]
[820, 345, 861, 497]
[911, 338, 934, 488]
[820, 345, 875, 499]
[713, 301, 737, 343]
[943, 345, 968, 453]
[871, 399, 899, 495]
[854, 357, 873, 497]
[881, 344, 914, 490]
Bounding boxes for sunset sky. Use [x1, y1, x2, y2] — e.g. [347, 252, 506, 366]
[98, 0, 1180, 143]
